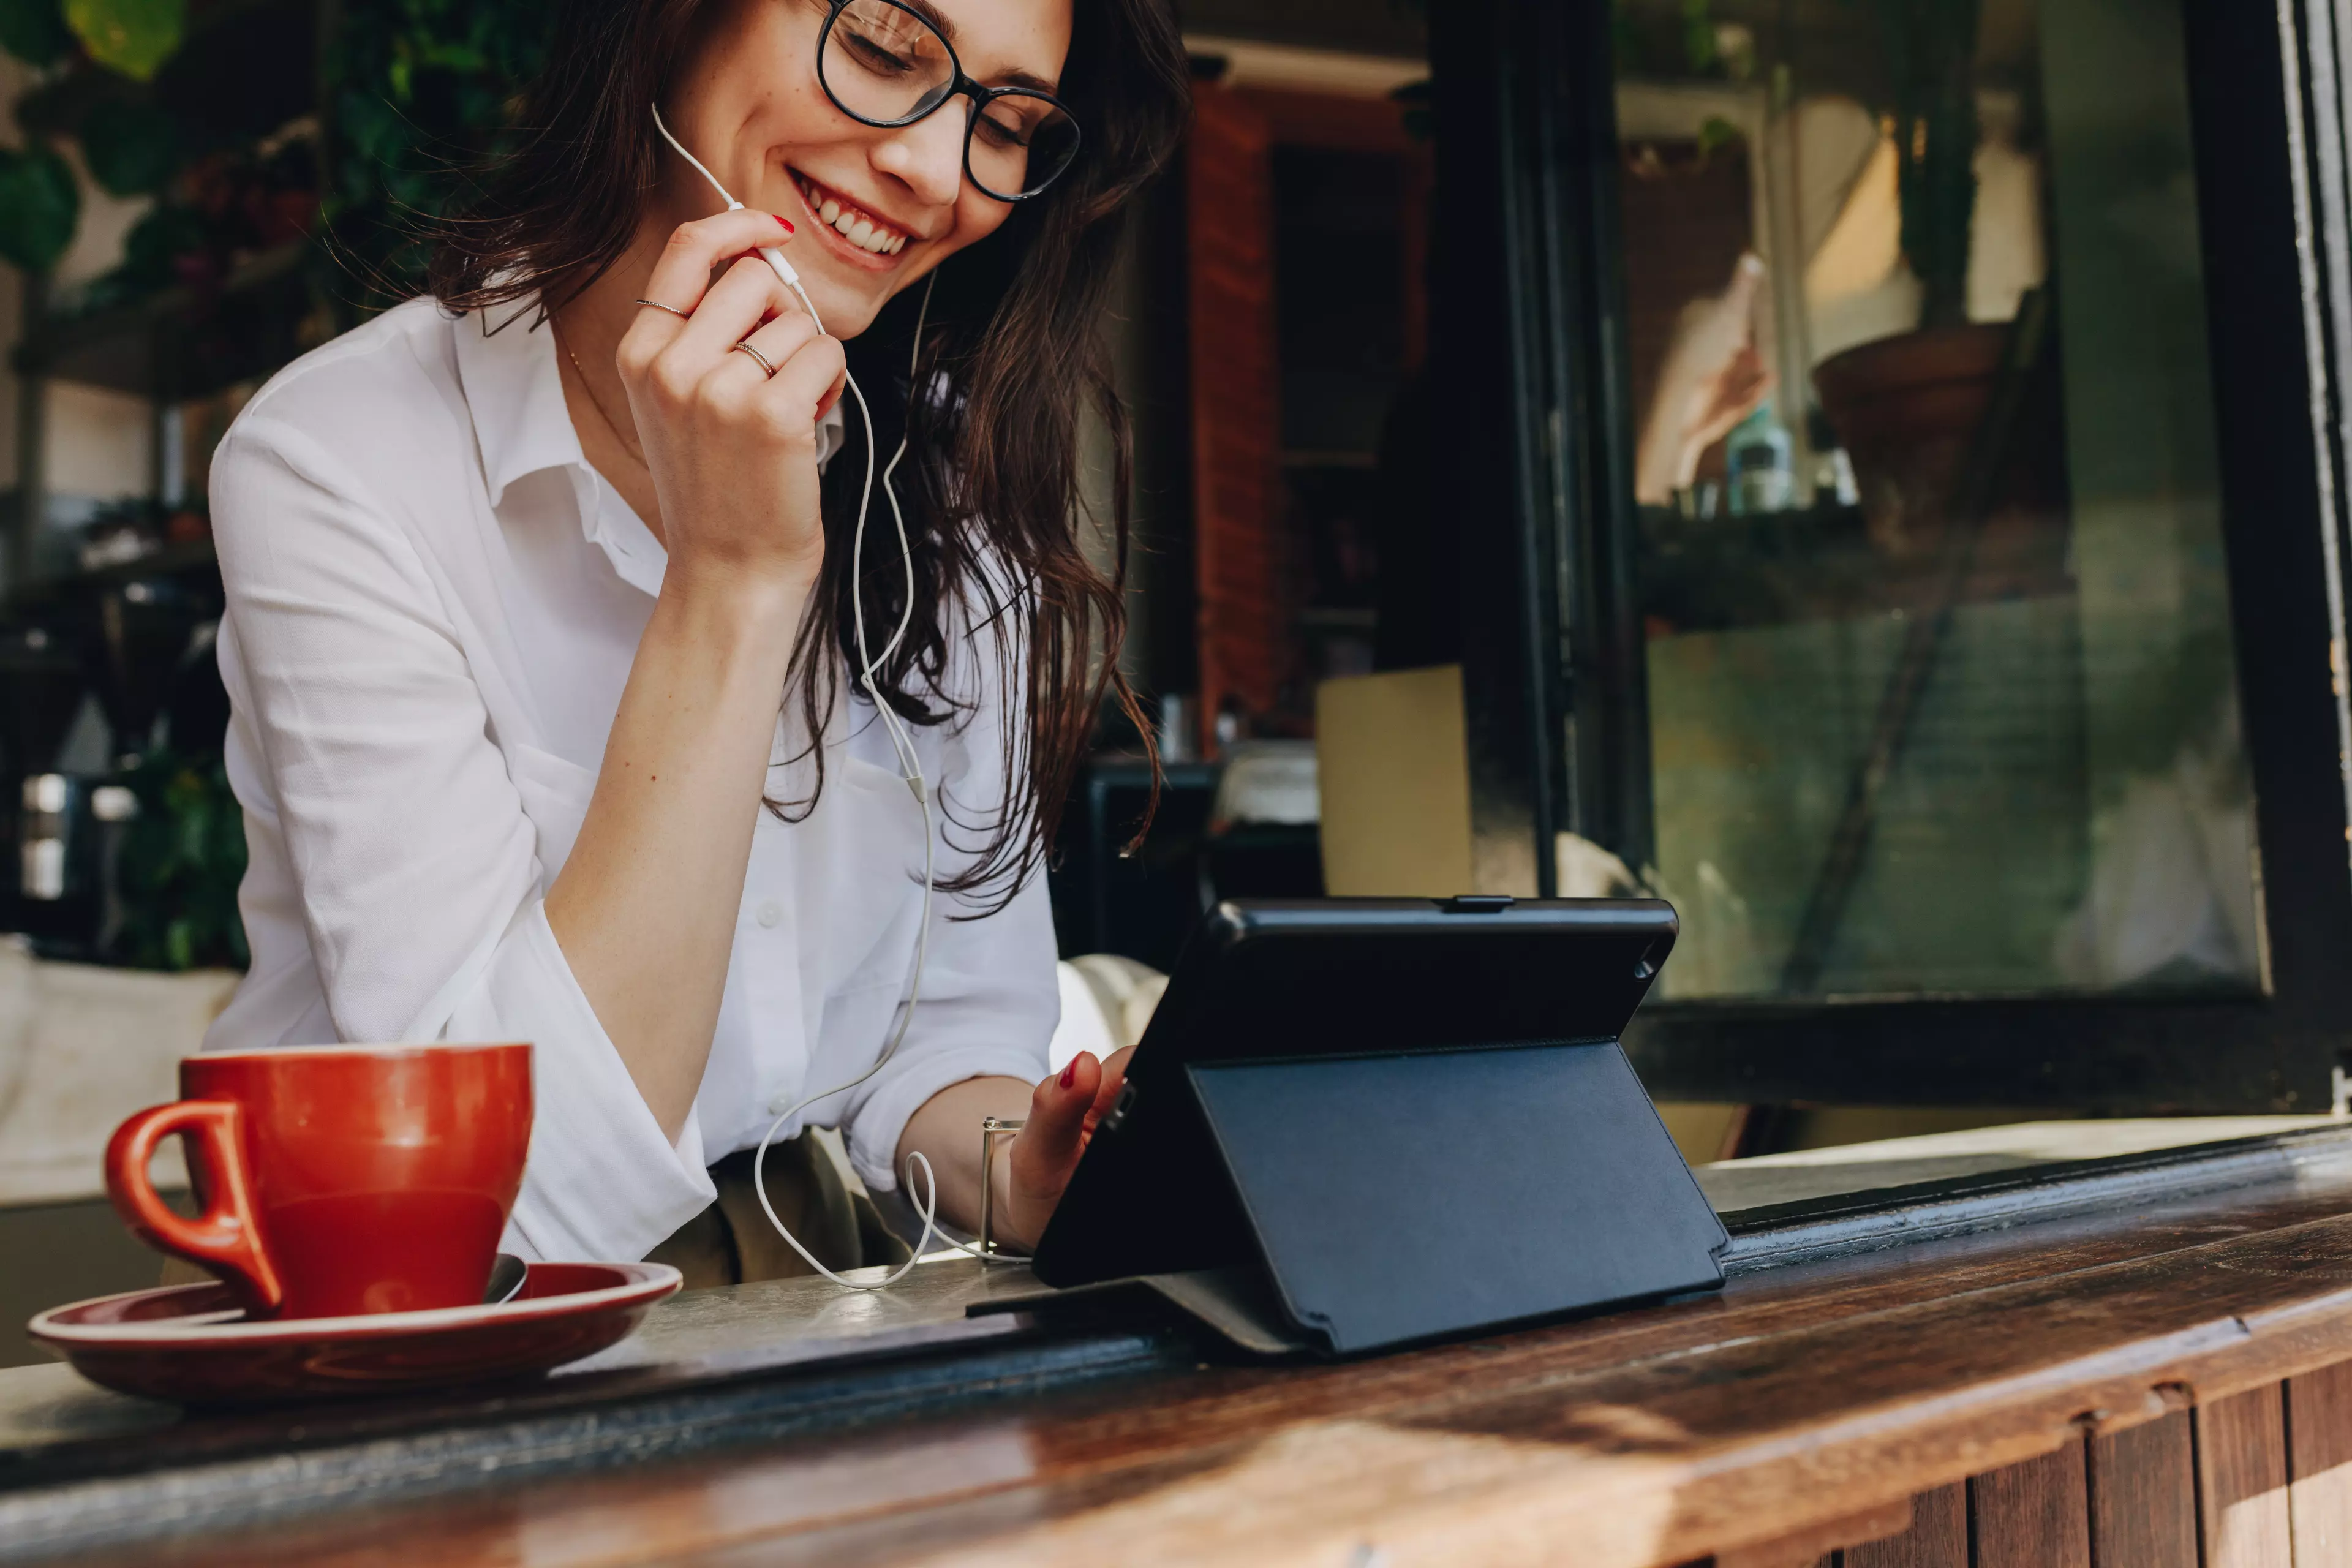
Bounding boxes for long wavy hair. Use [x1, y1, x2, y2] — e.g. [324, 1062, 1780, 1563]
[427, 0, 1186, 907]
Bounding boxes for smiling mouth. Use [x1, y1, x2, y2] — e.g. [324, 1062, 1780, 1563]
[790, 170, 913, 257]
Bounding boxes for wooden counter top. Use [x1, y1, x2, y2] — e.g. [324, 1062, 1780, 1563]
[12, 1121, 2352, 1565]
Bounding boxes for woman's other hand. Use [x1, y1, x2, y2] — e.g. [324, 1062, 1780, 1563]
[1000, 1046, 1133, 1249]
[614, 209, 846, 592]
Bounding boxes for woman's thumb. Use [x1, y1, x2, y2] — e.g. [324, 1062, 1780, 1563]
[1019, 1053, 1101, 1184]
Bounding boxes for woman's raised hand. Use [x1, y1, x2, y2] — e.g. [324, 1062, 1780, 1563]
[614, 211, 845, 594]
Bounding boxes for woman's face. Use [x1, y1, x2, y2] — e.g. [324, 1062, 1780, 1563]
[664, 0, 1075, 339]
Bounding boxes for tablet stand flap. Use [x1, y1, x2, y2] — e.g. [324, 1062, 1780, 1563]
[1185, 1040, 1728, 1355]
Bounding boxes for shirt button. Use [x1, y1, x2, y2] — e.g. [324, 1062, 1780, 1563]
[755, 899, 784, 929]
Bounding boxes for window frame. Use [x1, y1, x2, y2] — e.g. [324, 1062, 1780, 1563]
[1433, 0, 2352, 1114]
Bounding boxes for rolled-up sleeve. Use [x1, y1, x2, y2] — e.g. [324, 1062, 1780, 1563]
[832, 872, 1059, 1192]
[209, 416, 713, 1261]
[443, 903, 714, 1259]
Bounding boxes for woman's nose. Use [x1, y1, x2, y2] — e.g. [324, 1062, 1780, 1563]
[871, 106, 966, 208]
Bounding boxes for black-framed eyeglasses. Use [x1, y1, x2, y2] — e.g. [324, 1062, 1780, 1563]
[816, 0, 1080, 202]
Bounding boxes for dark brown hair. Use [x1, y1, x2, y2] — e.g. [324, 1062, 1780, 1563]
[429, 0, 1187, 907]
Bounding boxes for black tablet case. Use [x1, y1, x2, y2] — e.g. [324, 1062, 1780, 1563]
[1031, 897, 1728, 1355]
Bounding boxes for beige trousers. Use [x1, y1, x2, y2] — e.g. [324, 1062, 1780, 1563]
[646, 1135, 913, 1289]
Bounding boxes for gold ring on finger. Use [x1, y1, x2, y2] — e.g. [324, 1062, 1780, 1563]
[633, 298, 691, 319]
[731, 339, 780, 377]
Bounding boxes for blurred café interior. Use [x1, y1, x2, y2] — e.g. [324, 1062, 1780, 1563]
[1, 0, 2350, 1378]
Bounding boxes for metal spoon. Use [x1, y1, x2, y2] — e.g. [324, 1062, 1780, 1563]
[481, 1253, 528, 1306]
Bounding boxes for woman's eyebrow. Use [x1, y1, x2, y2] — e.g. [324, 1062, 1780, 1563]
[899, 0, 958, 42]
[899, 0, 1061, 94]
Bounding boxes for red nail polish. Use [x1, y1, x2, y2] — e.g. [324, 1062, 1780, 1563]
[1058, 1062, 1077, 1090]
[775, 215, 794, 235]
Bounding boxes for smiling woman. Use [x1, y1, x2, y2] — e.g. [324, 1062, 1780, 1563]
[434, 0, 1186, 883]
[196, 0, 1189, 1284]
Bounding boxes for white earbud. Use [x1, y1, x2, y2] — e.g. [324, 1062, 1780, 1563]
[649, 107, 993, 1284]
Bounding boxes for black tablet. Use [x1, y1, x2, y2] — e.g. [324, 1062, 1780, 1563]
[1031, 896, 1728, 1351]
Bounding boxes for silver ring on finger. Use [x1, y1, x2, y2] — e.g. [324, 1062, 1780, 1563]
[633, 298, 691, 319]
[731, 339, 780, 377]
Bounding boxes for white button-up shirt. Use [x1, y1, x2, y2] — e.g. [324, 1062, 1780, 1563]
[202, 296, 1058, 1263]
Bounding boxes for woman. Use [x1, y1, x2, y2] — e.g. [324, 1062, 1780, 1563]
[201, 0, 1188, 1276]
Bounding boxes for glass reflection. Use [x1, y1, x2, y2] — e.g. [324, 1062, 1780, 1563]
[1613, 0, 2258, 999]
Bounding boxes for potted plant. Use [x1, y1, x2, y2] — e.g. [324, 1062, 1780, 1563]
[1808, 0, 2015, 557]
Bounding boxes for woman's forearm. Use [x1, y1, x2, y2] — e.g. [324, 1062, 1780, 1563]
[897, 1075, 1036, 1238]
[546, 566, 812, 1139]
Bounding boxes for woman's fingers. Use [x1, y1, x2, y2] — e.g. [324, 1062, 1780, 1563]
[666, 254, 802, 368]
[1084, 1046, 1134, 1135]
[634, 209, 797, 326]
[745, 327, 848, 439]
[735, 309, 824, 384]
[617, 215, 800, 384]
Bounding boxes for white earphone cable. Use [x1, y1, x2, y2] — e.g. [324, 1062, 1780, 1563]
[650, 107, 993, 1286]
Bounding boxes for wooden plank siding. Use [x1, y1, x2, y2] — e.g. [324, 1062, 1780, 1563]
[1729, 1376, 2352, 1568]
[2199, 1385, 2293, 1567]
[1844, 1484, 1965, 1568]
[2089, 1411, 2199, 1566]
[2288, 1361, 2352, 1562]
[1971, 1444, 2092, 1568]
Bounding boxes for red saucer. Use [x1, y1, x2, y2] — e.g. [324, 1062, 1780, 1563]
[29, 1262, 681, 1405]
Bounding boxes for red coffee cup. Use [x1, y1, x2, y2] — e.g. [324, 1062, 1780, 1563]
[105, 1042, 533, 1320]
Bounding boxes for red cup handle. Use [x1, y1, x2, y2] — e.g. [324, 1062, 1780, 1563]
[105, 1101, 284, 1314]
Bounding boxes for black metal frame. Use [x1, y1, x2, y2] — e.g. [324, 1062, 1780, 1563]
[1436, 0, 2352, 1112]
[1433, 0, 1657, 897]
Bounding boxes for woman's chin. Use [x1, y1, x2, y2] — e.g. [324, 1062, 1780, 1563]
[797, 275, 884, 341]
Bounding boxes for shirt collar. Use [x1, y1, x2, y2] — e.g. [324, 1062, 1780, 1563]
[450, 297, 851, 509]
[451, 301, 581, 508]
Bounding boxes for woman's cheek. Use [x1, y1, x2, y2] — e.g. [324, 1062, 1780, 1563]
[956, 192, 1014, 253]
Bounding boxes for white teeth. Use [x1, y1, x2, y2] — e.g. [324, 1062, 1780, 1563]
[794, 175, 906, 255]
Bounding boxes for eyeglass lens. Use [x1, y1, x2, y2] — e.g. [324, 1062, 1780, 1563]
[820, 0, 1079, 199]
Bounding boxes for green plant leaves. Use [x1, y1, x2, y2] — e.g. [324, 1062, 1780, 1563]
[65, 0, 183, 80]
[0, 142, 80, 271]
[1696, 115, 1744, 160]
[113, 748, 249, 971]
[1681, 0, 1717, 73]
[325, 0, 552, 306]
[0, 0, 73, 67]
[79, 95, 179, 193]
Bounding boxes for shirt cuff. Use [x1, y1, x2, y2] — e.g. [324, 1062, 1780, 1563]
[453, 900, 715, 1261]
[844, 1041, 1047, 1194]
